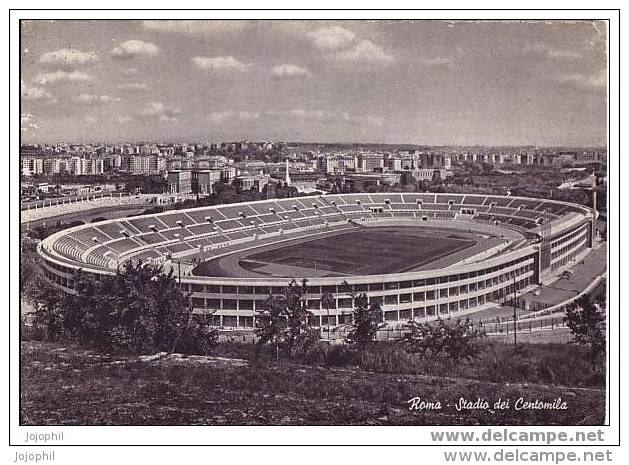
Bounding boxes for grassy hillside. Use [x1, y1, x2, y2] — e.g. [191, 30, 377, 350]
[21, 341, 605, 426]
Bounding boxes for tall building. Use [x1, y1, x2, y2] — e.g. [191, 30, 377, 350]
[357, 153, 384, 173]
[168, 170, 192, 194]
[193, 170, 221, 195]
[121, 154, 160, 174]
[20, 157, 44, 176]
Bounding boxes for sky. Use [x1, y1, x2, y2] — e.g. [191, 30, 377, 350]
[20, 20, 607, 146]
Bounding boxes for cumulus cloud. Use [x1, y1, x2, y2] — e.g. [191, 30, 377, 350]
[307, 26, 355, 50]
[33, 70, 92, 85]
[21, 113, 39, 132]
[120, 67, 139, 76]
[554, 72, 606, 90]
[266, 109, 383, 127]
[142, 20, 246, 36]
[333, 40, 394, 65]
[111, 40, 160, 59]
[21, 80, 57, 103]
[207, 110, 260, 124]
[192, 56, 251, 73]
[524, 43, 582, 60]
[117, 82, 150, 93]
[137, 102, 181, 123]
[39, 48, 99, 67]
[270, 64, 311, 79]
[422, 56, 453, 67]
[73, 94, 122, 105]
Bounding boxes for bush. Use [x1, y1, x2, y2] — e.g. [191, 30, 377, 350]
[300, 341, 330, 365]
[175, 316, 219, 356]
[295, 342, 359, 367]
[403, 318, 484, 359]
[102, 327, 135, 355]
[325, 344, 358, 367]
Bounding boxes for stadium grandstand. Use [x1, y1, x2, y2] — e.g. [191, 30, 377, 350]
[21, 192, 153, 224]
[38, 193, 596, 329]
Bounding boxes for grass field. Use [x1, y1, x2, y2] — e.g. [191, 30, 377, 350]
[243, 228, 476, 275]
[21, 340, 605, 426]
[194, 227, 478, 278]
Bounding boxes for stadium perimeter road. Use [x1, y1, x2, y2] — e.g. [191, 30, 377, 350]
[528, 241, 607, 308]
[461, 242, 607, 324]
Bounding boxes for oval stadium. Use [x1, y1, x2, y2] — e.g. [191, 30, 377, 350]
[38, 193, 597, 330]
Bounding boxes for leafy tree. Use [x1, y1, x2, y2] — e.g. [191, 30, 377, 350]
[403, 317, 484, 359]
[32, 261, 217, 355]
[30, 280, 67, 342]
[255, 279, 319, 357]
[564, 294, 606, 372]
[20, 247, 48, 303]
[346, 293, 384, 350]
[321, 291, 335, 340]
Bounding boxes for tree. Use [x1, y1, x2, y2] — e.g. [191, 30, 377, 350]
[346, 293, 384, 350]
[255, 279, 319, 357]
[32, 261, 217, 355]
[564, 294, 606, 372]
[321, 291, 335, 341]
[403, 317, 484, 359]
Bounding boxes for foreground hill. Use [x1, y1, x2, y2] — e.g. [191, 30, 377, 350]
[21, 341, 604, 426]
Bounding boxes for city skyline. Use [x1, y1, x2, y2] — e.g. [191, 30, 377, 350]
[21, 20, 607, 146]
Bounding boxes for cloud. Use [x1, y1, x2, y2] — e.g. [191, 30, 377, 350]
[142, 20, 246, 36]
[21, 113, 39, 132]
[33, 70, 92, 85]
[307, 26, 355, 50]
[266, 109, 383, 127]
[192, 56, 251, 73]
[21, 80, 57, 103]
[73, 94, 122, 105]
[120, 67, 139, 76]
[554, 72, 605, 90]
[270, 64, 311, 79]
[524, 43, 582, 61]
[207, 110, 260, 124]
[117, 82, 150, 93]
[117, 115, 133, 124]
[84, 116, 98, 125]
[137, 102, 181, 123]
[39, 48, 99, 67]
[422, 56, 453, 67]
[333, 40, 394, 65]
[111, 40, 160, 59]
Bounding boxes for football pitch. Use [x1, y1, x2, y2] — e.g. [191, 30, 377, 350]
[194, 227, 479, 278]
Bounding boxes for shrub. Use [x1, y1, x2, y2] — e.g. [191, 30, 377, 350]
[403, 317, 484, 359]
[175, 316, 219, 356]
[325, 344, 358, 367]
